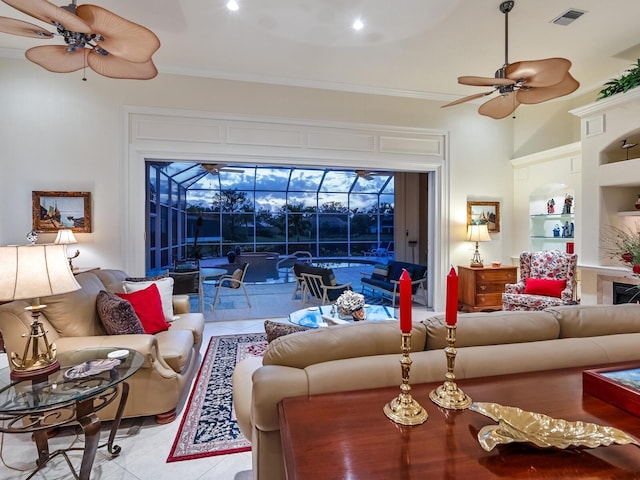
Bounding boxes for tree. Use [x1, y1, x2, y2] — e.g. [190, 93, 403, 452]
[212, 189, 253, 242]
[284, 203, 314, 242]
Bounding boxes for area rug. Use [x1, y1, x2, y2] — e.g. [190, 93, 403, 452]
[167, 332, 267, 462]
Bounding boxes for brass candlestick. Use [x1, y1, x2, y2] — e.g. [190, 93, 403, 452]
[429, 325, 472, 410]
[384, 333, 428, 425]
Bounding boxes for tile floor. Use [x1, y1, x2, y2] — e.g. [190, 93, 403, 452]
[0, 319, 265, 480]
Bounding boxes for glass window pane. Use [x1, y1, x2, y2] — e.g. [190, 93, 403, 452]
[159, 175, 169, 206]
[287, 213, 315, 242]
[256, 167, 289, 191]
[219, 168, 255, 190]
[288, 169, 323, 191]
[319, 214, 348, 239]
[287, 192, 317, 209]
[352, 175, 393, 193]
[319, 170, 354, 192]
[318, 193, 348, 212]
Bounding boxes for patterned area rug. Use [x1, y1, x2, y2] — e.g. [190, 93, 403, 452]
[167, 332, 267, 462]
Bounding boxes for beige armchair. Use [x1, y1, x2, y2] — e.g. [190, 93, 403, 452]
[0, 269, 204, 424]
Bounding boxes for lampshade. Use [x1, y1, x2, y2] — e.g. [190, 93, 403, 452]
[0, 244, 80, 302]
[466, 224, 491, 243]
[54, 229, 78, 246]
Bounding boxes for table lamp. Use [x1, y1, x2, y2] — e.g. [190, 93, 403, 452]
[466, 224, 491, 268]
[54, 228, 80, 269]
[0, 244, 81, 380]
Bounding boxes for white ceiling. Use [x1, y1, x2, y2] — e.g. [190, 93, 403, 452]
[1, 0, 640, 103]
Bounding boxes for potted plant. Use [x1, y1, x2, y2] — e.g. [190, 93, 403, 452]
[598, 59, 640, 100]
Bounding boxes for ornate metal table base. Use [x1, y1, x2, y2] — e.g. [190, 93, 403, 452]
[6, 382, 130, 480]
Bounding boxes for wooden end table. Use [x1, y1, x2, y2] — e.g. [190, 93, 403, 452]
[279, 364, 640, 479]
[0, 347, 143, 480]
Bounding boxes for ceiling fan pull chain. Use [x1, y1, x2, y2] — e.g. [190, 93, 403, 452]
[82, 47, 87, 81]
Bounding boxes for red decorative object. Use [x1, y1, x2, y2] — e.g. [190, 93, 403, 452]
[566, 242, 574, 254]
[399, 269, 412, 333]
[583, 363, 640, 418]
[446, 267, 458, 326]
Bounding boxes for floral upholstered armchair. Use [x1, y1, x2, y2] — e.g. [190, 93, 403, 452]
[502, 250, 578, 311]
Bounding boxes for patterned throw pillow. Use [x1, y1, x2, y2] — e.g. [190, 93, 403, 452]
[264, 320, 310, 343]
[96, 290, 145, 335]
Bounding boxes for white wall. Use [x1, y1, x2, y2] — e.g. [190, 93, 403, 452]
[0, 56, 583, 308]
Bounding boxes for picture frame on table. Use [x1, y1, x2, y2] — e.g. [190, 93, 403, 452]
[32, 191, 92, 233]
[467, 201, 500, 233]
[583, 363, 640, 418]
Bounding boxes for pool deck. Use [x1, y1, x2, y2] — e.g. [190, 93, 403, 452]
[191, 256, 421, 322]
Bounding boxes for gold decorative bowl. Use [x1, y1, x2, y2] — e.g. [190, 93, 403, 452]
[470, 402, 640, 451]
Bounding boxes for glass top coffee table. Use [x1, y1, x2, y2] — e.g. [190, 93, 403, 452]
[289, 304, 398, 328]
[0, 347, 143, 480]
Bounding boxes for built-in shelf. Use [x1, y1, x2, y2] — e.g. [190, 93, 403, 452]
[530, 236, 575, 239]
[618, 211, 640, 216]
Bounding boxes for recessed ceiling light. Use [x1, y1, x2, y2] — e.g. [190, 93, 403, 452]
[227, 0, 239, 11]
[352, 18, 364, 31]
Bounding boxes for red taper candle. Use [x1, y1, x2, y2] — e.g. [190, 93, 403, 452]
[400, 269, 412, 333]
[446, 266, 458, 326]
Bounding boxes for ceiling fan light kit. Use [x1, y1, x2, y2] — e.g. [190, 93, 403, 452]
[0, 0, 160, 80]
[442, 0, 579, 119]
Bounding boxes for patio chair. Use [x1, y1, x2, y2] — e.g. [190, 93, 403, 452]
[300, 270, 352, 306]
[169, 258, 200, 295]
[502, 250, 578, 311]
[208, 262, 252, 310]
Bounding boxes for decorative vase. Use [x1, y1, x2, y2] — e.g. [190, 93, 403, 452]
[635, 194, 640, 210]
[352, 308, 366, 321]
[227, 251, 236, 263]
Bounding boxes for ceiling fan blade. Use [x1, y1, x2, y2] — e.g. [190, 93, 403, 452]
[0, 16, 53, 38]
[222, 168, 245, 173]
[87, 51, 158, 79]
[478, 93, 520, 119]
[505, 58, 572, 88]
[76, 4, 160, 64]
[517, 74, 580, 105]
[441, 91, 495, 108]
[458, 76, 515, 87]
[3, 0, 91, 33]
[25, 44, 84, 72]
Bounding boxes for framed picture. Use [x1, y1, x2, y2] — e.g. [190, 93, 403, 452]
[32, 191, 92, 233]
[467, 201, 500, 233]
[583, 363, 640, 418]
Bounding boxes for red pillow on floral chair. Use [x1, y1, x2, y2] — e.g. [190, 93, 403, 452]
[502, 250, 578, 311]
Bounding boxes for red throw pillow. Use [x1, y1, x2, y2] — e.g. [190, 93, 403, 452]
[524, 278, 567, 298]
[116, 283, 171, 334]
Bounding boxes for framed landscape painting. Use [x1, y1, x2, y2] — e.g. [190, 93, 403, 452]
[32, 191, 92, 233]
[467, 201, 500, 233]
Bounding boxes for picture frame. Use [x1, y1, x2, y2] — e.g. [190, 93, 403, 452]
[583, 362, 640, 418]
[32, 191, 92, 233]
[467, 201, 500, 233]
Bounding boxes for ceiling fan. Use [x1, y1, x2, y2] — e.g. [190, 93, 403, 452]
[441, 1, 579, 119]
[201, 163, 245, 175]
[355, 169, 391, 181]
[0, 0, 160, 80]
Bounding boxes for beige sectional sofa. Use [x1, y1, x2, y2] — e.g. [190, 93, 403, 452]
[0, 269, 204, 423]
[232, 304, 640, 480]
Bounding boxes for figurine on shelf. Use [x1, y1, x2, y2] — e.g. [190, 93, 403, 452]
[553, 224, 561, 237]
[547, 198, 555, 214]
[563, 194, 573, 214]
